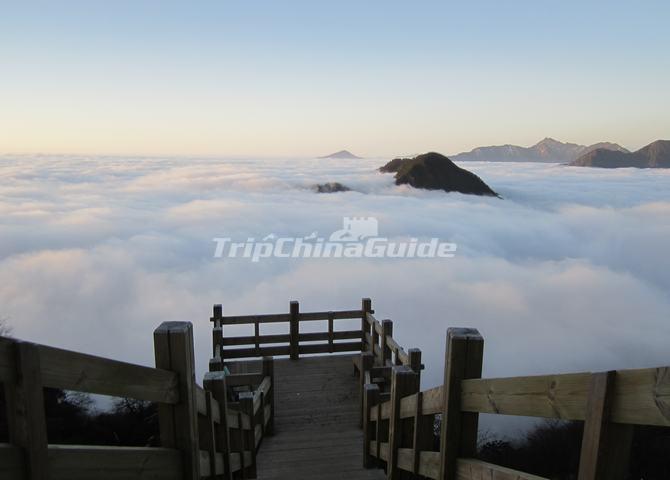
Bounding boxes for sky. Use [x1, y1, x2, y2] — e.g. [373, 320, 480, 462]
[1, 0, 669, 157]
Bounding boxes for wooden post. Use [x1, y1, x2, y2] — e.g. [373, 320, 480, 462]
[154, 322, 201, 480]
[262, 357, 275, 435]
[5, 341, 48, 480]
[438, 328, 484, 480]
[289, 301, 299, 360]
[240, 392, 257, 478]
[212, 304, 223, 358]
[363, 383, 380, 468]
[577, 371, 633, 480]
[388, 365, 420, 480]
[372, 322, 380, 366]
[327, 311, 334, 353]
[200, 389, 218, 479]
[381, 320, 393, 367]
[408, 348, 422, 385]
[359, 352, 374, 427]
[204, 371, 233, 480]
[412, 391, 434, 475]
[361, 298, 372, 352]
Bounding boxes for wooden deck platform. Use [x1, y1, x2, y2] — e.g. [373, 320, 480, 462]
[255, 354, 385, 480]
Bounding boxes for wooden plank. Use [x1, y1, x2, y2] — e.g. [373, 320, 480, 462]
[363, 383, 380, 468]
[262, 357, 275, 435]
[47, 445, 182, 480]
[221, 345, 291, 359]
[328, 312, 334, 353]
[36, 344, 180, 404]
[6, 342, 49, 480]
[360, 352, 374, 427]
[298, 330, 361, 342]
[422, 386, 444, 415]
[219, 313, 292, 325]
[362, 298, 372, 352]
[460, 366, 670, 426]
[455, 458, 548, 480]
[413, 392, 435, 475]
[299, 342, 362, 355]
[399, 392, 418, 419]
[199, 391, 217, 479]
[380, 320, 393, 366]
[408, 349, 422, 378]
[396, 448, 413, 473]
[418, 451, 440, 479]
[222, 334, 290, 347]
[578, 371, 633, 480]
[239, 392, 257, 477]
[439, 328, 484, 480]
[203, 372, 233, 480]
[380, 400, 391, 420]
[290, 301, 299, 360]
[387, 366, 420, 479]
[154, 322, 201, 479]
[299, 309, 364, 321]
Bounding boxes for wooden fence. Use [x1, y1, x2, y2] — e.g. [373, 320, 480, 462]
[209, 300, 373, 366]
[0, 321, 274, 480]
[362, 327, 670, 480]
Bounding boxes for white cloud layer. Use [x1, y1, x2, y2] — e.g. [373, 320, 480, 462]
[1, 155, 669, 406]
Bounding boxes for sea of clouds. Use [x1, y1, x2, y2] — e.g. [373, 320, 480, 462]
[1, 155, 669, 430]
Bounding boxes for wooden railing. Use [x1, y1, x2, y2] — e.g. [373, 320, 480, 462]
[209, 300, 370, 366]
[362, 327, 670, 480]
[0, 321, 275, 480]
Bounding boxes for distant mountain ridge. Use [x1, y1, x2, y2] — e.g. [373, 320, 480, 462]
[319, 150, 361, 159]
[451, 138, 628, 163]
[570, 140, 670, 168]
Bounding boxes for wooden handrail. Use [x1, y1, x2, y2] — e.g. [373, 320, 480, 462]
[362, 326, 670, 480]
[211, 300, 369, 362]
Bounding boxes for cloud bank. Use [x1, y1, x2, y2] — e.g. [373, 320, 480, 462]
[1, 155, 669, 401]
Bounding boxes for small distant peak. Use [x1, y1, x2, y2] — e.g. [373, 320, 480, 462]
[535, 137, 563, 147]
[319, 150, 362, 159]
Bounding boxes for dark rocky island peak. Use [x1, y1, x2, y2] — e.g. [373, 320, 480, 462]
[380, 152, 499, 197]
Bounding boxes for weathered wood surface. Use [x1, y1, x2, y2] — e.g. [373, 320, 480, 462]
[255, 354, 385, 479]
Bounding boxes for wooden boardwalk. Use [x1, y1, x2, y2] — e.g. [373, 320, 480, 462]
[255, 354, 385, 480]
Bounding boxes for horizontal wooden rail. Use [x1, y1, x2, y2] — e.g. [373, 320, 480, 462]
[212, 310, 364, 325]
[461, 367, 670, 427]
[0, 338, 179, 404]
[363, 327, 670, 480]
[211, 300, 371, 361]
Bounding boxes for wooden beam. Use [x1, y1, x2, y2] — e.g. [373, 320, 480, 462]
[460, 366, 670, 426]
[577, 371, 633, 480]
[360, 352, 374, 427]
[37, 344, 179, 404]
[381, 320, 393, 366]
[362, 298, 372, 353]
[439, 328, 484, 480]
[6, 341, 49, 480]
[203, 372, 233, 480]
[363, 383, 380, 468]
[239, 392, 257, 478]
[388, 365, 420, 479]
[289, 301, 299, 360]
[154, 322, 201, 480]
[262, 357, 275, 435]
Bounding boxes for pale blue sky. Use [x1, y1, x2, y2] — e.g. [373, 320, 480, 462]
[1, 1, 668, 156]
